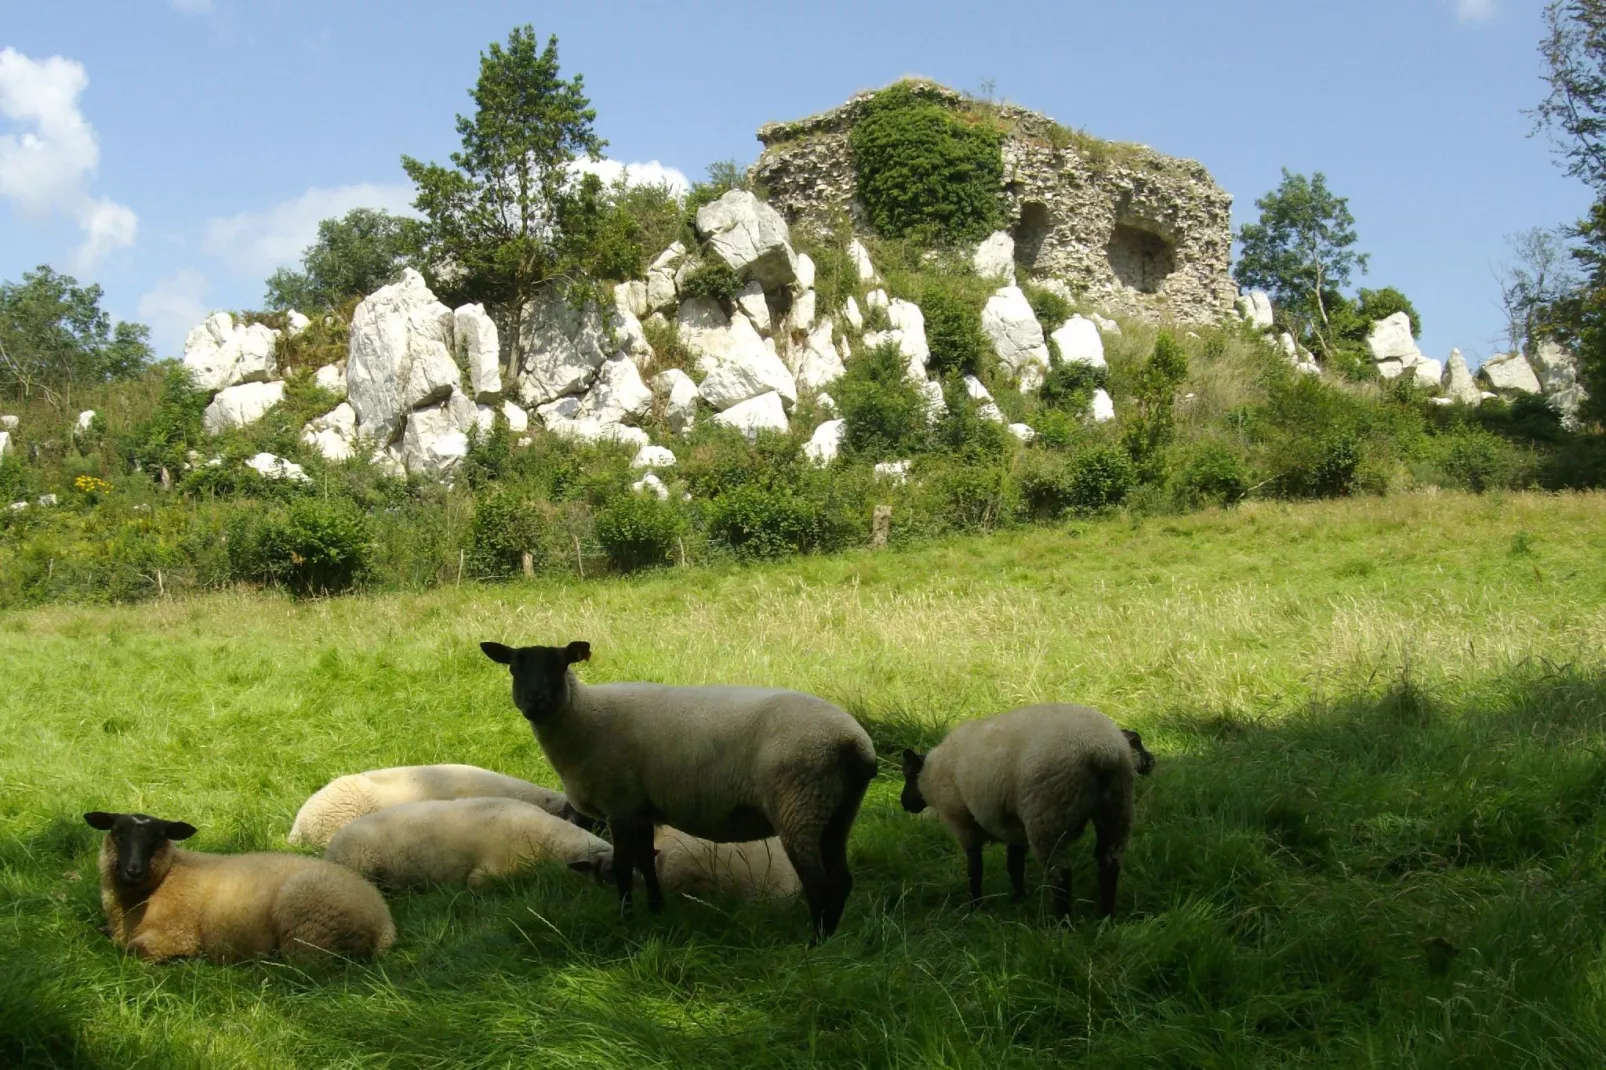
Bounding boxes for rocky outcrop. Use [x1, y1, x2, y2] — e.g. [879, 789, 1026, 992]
[1478, 351, 1542, 396]
[302, 402, 358, 461]
[1366, 313, 1424, 380]
[631, 444, 676, 469]
[1531, 340, 1588, 421]
[652, 368, 700, 434]
[972, 231, 1015, 281]
[182, 312, 281, 394]
[1050, 315, 1105, 367]
[1235, 290, 1274, 330]
[400, 391, 477, 475]
[455, 303, 502, 402]
[792, 320, 846, 392]
[1441, 349, 1481, 405]
[713, 390, 789, 439]
[245, 452, 308, 483]
[1090, 388, 1115, 423]
[646, 242, 688, 313]
[574, 355, 652, 426]
[203, 380, 285, 435]
[695, 190, 797, 290]
[680, 298, 797, 408]
[514, 284, 610, 408]
[963, 375, 1005, 423]
[983, 286, 1051, 390]
[803, 418, 844, 466]
[314, 363, 347, 395]
[347, 269, 460, 443]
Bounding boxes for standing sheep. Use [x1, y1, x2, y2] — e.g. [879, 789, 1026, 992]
[654, 827, 802, 902]
[480, 639, 877, 942]
[899, 704, 1155, 919]
[324, 797, 615, 888]
[287, 763, 586, 848]
[84, 810, 395, 963]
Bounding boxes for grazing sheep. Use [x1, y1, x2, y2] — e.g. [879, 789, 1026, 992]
[84, 810, 395, 963]
[480, 639, 877, 941]
[899, 704, 1155, 919]
[323, 797, 615, 888]
[287, 763, 585, 848]
[654, 826, 802, 902]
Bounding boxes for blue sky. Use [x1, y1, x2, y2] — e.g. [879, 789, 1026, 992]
[0, 0, 1588, 365]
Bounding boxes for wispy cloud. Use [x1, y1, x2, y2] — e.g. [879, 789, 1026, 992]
[571, 158, 691, 196]
[136, 269, 211, 357]
[1457, 0, 1495, 22]
[202, 182, 416, 278]
[0, 47, 138, 269]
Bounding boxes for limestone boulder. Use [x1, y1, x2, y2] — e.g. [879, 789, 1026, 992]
[610, 284, 654, 366]
[618, 279, 649, 320]
[874, 460, 911, 484]
[1479, 351, 1542, 396]
[652, 368, 700, 434]
[286, 310, 311, 337]
[680, 299, 796, 408]
[576, 355, 653, 426]
[500, 400, 530, 433]
[245, 452, 308, 483]
[182, 312, 281, 393]
[454, 303, 502, 402]
[631, 471, 670, 500]
[515, 285, 610, 408]
[347, 269, 460, 444]
[803, 419, 843, 467]
[1051, 315, 1106, 368]
[972, 230, 1016, 281]
[0, 431, 9, 459]
[1008, 423, 1036, 442]
[843, 296, 864, 331]
[1090, 388, 1116, 423]
[849, 238, 878, 283]
[1407, 357, 1443, 390]
[712, 390, 789, 440]
[400, 402, 472, 476]
[543, 414, 651, 449]
[203, 380, 286, 435]
[963, 375, 1005, 423]
[1367, 313, 1422, 373]
[863, 299, 930, 380]
[795, 251, 817, 292]
[983, 286, 1051, 390]
[314, 363, 347, 396]
[76, 410, 97, 433]
[735, 280, 772, 334]
[0, 414, 18, 431]
[792, 320, 846, 392]
[646, 242, 687, 313]
[1441, 349, 1481, 405]
[865, 288, 889, 312]
[631, 444, 676, 470]
[301, 402, 358, 461]
[1236, 290, 1274, 330]
[1090, 312, 1122, 337]
[789, 289, 817, 332]
[916, 378, 947, 424]
[695, 190, 797, 290]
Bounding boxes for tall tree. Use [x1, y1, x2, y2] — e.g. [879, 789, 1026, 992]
[402, 27, 605, 371]
[264, 208, 420, 312]
[1234, 170, 1369, 361]
[0, 266, 151, 407]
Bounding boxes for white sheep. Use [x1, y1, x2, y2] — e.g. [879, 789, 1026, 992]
[899, 704, 1155, 919]
[287, 763, 581, 848]
[323, 797, 614, 888]
[654, 826, 801, 902]
[480, 639, 878, 942]
[84, 810, 395, 963]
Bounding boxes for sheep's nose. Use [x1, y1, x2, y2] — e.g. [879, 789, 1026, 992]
[123, 864, 146, 881]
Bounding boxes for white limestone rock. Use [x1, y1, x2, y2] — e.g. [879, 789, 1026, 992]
[454, 303, 502, 403]
[181, 312, 282, 393]
[203, 380, 285, 435]
[694, 190, 797, 290]
[576, 355, 653, 426]
[863, 299, 931, 380]
[962, 375, 1005, 424]
[0, 431, 9, 459]
[681, 299, 796, 409]
[301, 402, 357, 461]
[631, 471, 670, 500]
[873, 460, 911, 484]
[843, 296, 864, 332]
[916, 378, 947, 424]
[515, 285, 610, 408]
[849, 239, 878, 283]
[972, 230, 1016, 281]
[1367, 313, 1423, 372]
[1008, 423, 1036, 442]
[76, 409, 97, 433]
[1440, 350, 1482, 405]
[983, 286, 1051, 390]
[1090, 312, 1122, 337]
[245, 452, 308, 483]
[789, 289, 817, 332]
[803, 419, 843, 467]
[1479, 351, 1542, 396]
[795, 252, 817, 292]
[500, 400, 530, 433]
[286, 310, 312, 337]
[1408, 358, 1443, 390]
[712, 390, 789, 440]
[631, 444, 676, 470]
[347, 269, 460, 444]
[0, 414, 17, 431]
[1236, 290, 1274, 330]
[1051, 315, 1106, 368]
[400, 406, 471, 477]
[865, 288, 889, 312]
[544, 414, 651, 449]
[610, 284, 654, 366]
[646, 242, 687, 313]
[734, 280, 772, 334]
[1090, 388, 1116, 423]
[817, 392, 837, 414]
[313, 363, 347, 396]
[618, 279, 649, 320]
[652, 368, 700, 434]
[792, 320, 846, 392]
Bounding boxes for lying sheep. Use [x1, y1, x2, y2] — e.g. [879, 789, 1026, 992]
[84, 810, 395, 963]
[654, 826, 801, 902]
[323, 796, 614, 888]
[287, 763, 584, 848]
[899, 704, 1155, 919]
[480, 639, 877, 942]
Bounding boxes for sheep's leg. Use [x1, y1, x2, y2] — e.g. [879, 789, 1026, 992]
[1050, 864, 1073, 921]
[609, 820, 639, 913]
[1093, 807, 1131, 919]
[1006, 844, 1027, 901]
[965, 843, 985, 908]
[818, 802, 858, 938]
[634, 821, 665, 913]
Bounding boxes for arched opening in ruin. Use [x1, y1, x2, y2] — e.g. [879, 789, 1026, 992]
[1012, 201, 1051, 271]
[1106, 222, 1176, 294]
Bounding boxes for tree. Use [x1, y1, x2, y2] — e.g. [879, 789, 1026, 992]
[1234, 170, 1369, 361]
[402, 27, 605, 372]
[0, 266, 151, 406]
[263, 208, 420, 312]
[1495, 228, 1579, 356]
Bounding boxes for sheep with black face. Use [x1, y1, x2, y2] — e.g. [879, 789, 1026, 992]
[480, 639, 877, 942]
[900, 704, 1155, 919]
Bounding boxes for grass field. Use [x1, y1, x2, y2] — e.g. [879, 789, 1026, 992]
[3, 491, 1605, 1068]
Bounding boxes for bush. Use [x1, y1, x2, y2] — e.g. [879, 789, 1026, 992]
[1023, 283, 1073, 333]
[849, 83, 1005, 245]
[117, 366, 209, 477]
[466, 489, 548, 578]
[1038, 356, 1107, 414]
[837, 341, 932, 459]
[594, 492, 684, 570]
[1121, 331, 1190, 480]
[1427, 427, 1529, 493]
[1357, 287, 1421, 338]
[1173, 443, 1250, 508]
[706, 484, 816, 560]
[920, 283, 988, 377]
[677, 259, 743, 304]
[228, 498, 371, 594]
[1067, 444, 1136, 511]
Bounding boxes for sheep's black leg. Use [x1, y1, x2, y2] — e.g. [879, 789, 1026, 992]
[965, 844, 984, 908]
[818, 805, 857, 939]
[1051, 864, 1073, 921]
[1006, 844, 1027, 901]
[609, 820, 637, 913]
[1096, 855, 1120, 918]
[635, 820, 665, 913]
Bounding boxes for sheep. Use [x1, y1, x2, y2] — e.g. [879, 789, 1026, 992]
[899, 704, 1156, 919]
[480, 639, 877, 942]
[287, 763, 590, 848]
[323, 796, 615, 889]
[83, 810, 395, 963]
[653, 826, 801, 902]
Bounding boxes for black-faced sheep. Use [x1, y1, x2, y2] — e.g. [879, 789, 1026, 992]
[84, 810, 395, 962]
[323, 797, 614, 888]
[287, 763, 589, 848]
[899, 704, 1155, 919]
[480, 639, 877, 941]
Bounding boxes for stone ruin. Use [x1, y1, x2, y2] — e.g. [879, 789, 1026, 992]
[750, 81, 1238, 325]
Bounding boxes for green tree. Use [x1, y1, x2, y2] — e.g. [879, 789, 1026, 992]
[263, 208, 420, 312]
[1234, 170, 1369, 361]
[0, 265, 152, 406]
[401, 27, 605, 370]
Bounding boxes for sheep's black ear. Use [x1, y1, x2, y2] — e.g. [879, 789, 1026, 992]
[164, 821, 197, 841]
[83, 811, 117, 831]
[1122, 729, 1143, 746]
[901, 748, 924, 772]
[565, 641, 591, 664]
[481, 642, 514, 665]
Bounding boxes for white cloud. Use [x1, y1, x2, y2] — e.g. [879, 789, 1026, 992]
[202, 182, 415, 277]
[137, 269, 211, 357]
[0, 47, 137, 268]
[168, 0, 214, 14]
[570, 158, 691, 196]
[1457, 0, 1495, 21]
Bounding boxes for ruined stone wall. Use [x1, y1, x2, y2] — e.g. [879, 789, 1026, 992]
[751, 84, 1238, 325]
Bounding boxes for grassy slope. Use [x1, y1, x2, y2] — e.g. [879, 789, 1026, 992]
[2, 492, 1604, 1068]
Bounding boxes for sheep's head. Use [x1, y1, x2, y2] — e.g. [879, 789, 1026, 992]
[83, 811, 196, 894]
[481, 640, 590, 723]
[567, 851, 616, 884]
[1122, 729, 1156, 776]
[899, 749, 928, 813]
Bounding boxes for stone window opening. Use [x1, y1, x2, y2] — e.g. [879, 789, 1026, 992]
[1012, 201, 1052, 271]
[1107, 222, 1176, 294]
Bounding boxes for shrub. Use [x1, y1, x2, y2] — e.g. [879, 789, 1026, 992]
[920, 283, 988, 377]
[1357, 287, 1421, 338]
[706, 484, 816, 560]
[1428, 427, 1528, 493]
[1038, 356, 1107, 414]
[1023, 283, 1073, 333]
[594, 492, 684, 570]
[837, 340, 932, 459]
[677, 259, 743, 304]
[117, 366, 209, 477]
[466, 489, 547, 578]
[1018, 452, 1076, 519]
[849, 83, 1005, 245]
[1121, 331, 1190, 480]
[229, 498, 371, 594]
[919, 459, 1014, 532]
[1174, 443, 1250, 508]
[1068, 444, 1136, 511]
